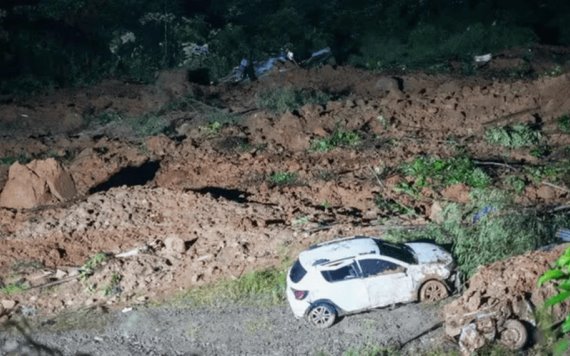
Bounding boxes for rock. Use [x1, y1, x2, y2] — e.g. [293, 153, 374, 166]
[0, 158, 77, 209]
[0, 162, 51, 209]
[375, 77, 402, 92]
[1, 299, 17, 310]
[537, 185, 556, 200]
[429, 201, 444, 223]
[441, 183, 470, 203]
[28, 158, 77, 201]
[164, 235, 186, 254]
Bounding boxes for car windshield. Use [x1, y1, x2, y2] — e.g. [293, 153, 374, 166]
[374, 240, 417, 264]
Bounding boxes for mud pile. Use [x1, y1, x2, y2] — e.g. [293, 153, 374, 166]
[443, 244, 570, 353]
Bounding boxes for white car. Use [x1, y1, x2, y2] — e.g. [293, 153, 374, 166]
[286, 236, 457, 328]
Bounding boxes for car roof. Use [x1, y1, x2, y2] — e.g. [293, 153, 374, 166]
[299, 236, 379, 268]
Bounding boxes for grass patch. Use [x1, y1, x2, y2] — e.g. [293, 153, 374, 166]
[256, 87, 332, 114]
[181, 267, 287, 307]
[401, 156, 491, 190]
[311, 130, 362, 152]
[103, 273, 122, 297]
[0, 281, 28, 295]
[485, 123, 542, 148]
[342, 344, 399, 356]
[269, 171, 298, 186]
[79, 252, 108, 281]
[128, 114, 169, 137]
[558, 114, 570, 133]
[386, 189, 568, 276]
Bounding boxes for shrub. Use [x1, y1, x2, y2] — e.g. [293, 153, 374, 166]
[311, 130, 361, 152]
[269, 171, 298, 186]
[387, 189, 568, 276]
[401, 156, 491, 189]
[485, 123, 542, 148]
[559, 115, 570, 134]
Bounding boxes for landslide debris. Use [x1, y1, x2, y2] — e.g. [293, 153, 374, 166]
[0, 158, 77, 209]
[444, 244, 570, 354]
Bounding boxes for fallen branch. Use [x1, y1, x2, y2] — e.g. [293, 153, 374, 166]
[473, 160, 517, 171]
[481, 106, 540, 128]
[542, 181, 570, 193]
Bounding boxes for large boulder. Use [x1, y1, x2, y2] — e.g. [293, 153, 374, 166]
[0, 158, 77, 209]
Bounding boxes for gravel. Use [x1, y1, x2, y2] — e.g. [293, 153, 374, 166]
[0, 303, 453, 355]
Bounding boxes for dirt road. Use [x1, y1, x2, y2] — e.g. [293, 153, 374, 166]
[0, 302, 448, 355]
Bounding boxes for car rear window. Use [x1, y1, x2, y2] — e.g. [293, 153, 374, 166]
[289, 259, 307, 283]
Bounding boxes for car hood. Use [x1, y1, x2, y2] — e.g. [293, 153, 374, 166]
[405, 242, 453, 265]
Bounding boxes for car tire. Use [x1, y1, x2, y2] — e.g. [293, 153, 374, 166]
[307, 303, 337, 328]
[499, 319, 528, 350]
[419, 280, 449, 303]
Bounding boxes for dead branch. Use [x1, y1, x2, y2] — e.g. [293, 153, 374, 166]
[481, 106, 540, 128]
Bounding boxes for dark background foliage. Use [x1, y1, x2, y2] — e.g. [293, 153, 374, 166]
[1, 0, 569, 94]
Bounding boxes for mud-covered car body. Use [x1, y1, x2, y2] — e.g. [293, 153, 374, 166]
[286, 236, 457, 327]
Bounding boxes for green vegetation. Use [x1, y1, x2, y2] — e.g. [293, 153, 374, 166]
[128, 114, 169, 137]
[269, 171, 298, 186]
[181, 267, 286, 307]
[0, 281, 28, 295]
[79, 252, 109, 281]
[504, 175, 526, 194]
[485, 123, 542, 148]
[375, 196, 415, 216]
[256, 87, 331, 114]
[2, 1, 570, 96]
[311, 130, 362, 152]
[342, 344, 398, 356]
[538, 247, 570, 354]
[103, 273, 122, 297]
[558, 115, 570, 133]
[401, 156, 491, 190]
[387, 189, 569, 276]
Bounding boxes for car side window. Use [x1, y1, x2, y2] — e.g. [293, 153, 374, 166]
[359, 258, 403, 278]
[321, 262, 360, 282]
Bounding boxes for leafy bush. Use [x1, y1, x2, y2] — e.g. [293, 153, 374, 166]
[538, 247, 570, 353]
[311, 130, 361, 152]
[402, 156, 491, 189]
[559, 115, 570, 134]
[269, 171, 298, 186]
[256, 87, 331, 114]
[485, 123, 542, 148]
[182, 267, 287, 306]
[387, 189, 568, 276]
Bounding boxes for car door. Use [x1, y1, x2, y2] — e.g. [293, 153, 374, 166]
[358, 257, 415, 308]
[318, 260, 369, 313]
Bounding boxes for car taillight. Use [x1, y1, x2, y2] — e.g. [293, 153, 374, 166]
[292, 288, 308, 300]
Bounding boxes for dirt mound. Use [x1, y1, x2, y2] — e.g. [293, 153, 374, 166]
[0, 158, 76, 209]
[443, 244, 570, 353]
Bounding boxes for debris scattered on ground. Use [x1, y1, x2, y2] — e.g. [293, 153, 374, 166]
[443, 244, 570, 354]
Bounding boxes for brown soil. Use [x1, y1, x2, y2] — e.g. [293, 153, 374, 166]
[443, 245, 570, 353]
[0, 51, 569, 320]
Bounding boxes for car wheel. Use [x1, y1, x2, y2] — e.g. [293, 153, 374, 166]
[499, 319, 528, 350]
[307, 303, 336, 328]
[419, 280, 449, 303]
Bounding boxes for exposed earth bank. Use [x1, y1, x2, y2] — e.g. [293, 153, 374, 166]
[1, 57, 570, 354]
